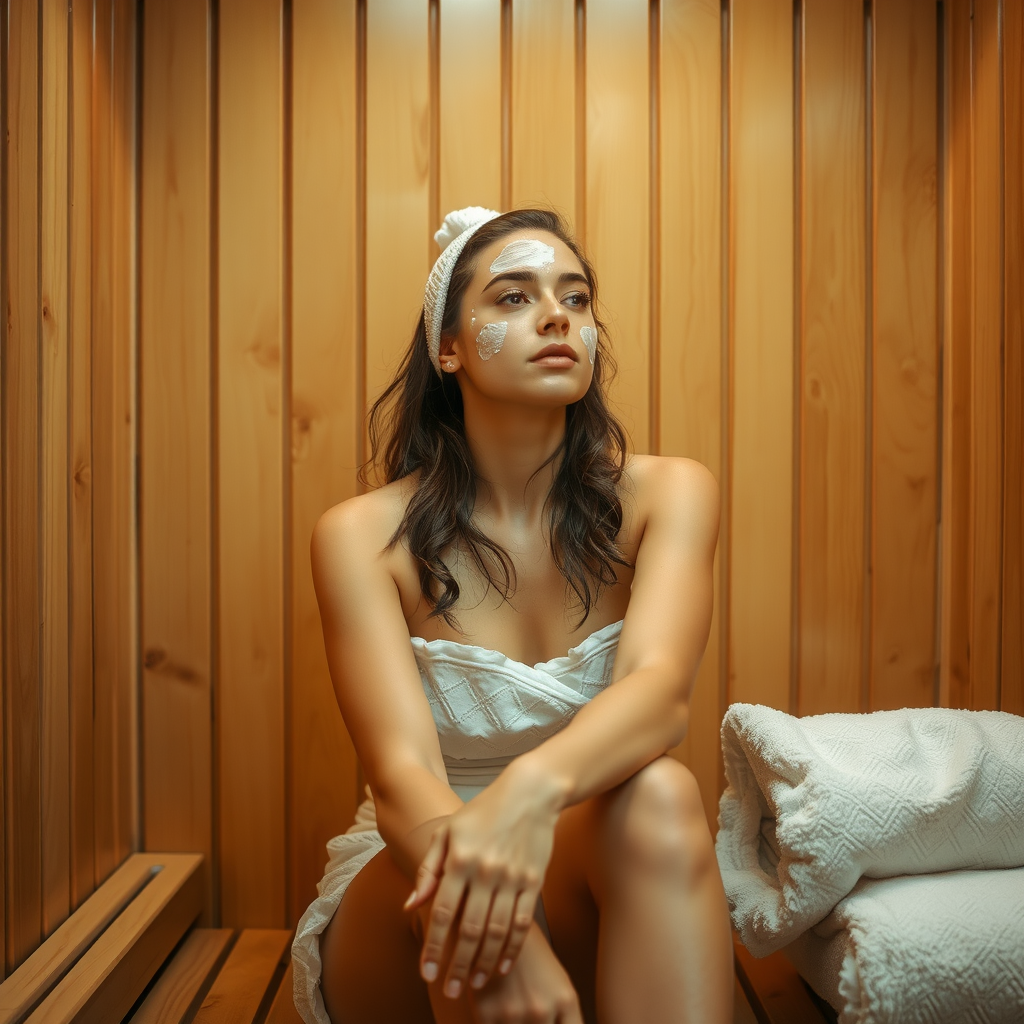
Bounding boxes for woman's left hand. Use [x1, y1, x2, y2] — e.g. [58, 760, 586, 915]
[404, 761, 563, 998]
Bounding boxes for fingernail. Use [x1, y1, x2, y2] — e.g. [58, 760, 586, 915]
[422, 961, 438, 982]
[402, 893, 414, 910]
[499, 959, 512, 975]
[445, 979, 462, 999]
[471, 972, 487, 990]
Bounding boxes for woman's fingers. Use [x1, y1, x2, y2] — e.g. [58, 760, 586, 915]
[441, 884, 496, 998]
[418, 871, 467, 983]
[404, 828, 447, 912]
[496, 887, 540, 976]
[468, 887, 517, 988]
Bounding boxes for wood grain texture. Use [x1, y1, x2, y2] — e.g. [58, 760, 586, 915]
[364, 0, 432, 408]
[265, 960, 303, 1024]
[439, 0, 502, 215]
[871, 0, 938, 711]
[1003, 0, 1024, 715]
[69, 0, 96, 913]
[0, 0, 7, 980]
[969, 0, 1004, 711]
[40, 0, 72, 939]
[658, 0, 723, 823]
[510, 0, 576, 214]
[27, 855, 203, 1024]
[727, 0, 794, 711]
[128, 928, 232, 1024]
[798, 0, 866, 716]
[586, 0, 651, 453]
[193, 930, 292, 1024]
[0, 854, 154, 1024]
[4, 0, 43, 973]
[289, 0, 361, 926]
[733, 935, 829, 1024]
[217, 0, 286, 928]
[140, 0, 215, 921]
[90, 0, 118, 885]
[940, 0, 973, 709]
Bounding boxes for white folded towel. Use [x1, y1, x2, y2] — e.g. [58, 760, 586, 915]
[715, 704, 1024, 955]
[784, 868, 1024, 1024]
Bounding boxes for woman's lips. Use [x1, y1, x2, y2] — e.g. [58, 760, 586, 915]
[531, 344, 577, 365]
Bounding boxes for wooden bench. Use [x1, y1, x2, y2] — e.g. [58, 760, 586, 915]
[0, 852, 832, 1024]
[0, 854, 298, 1024]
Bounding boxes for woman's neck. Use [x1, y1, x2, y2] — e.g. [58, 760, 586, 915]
[461, 401, 566, 523]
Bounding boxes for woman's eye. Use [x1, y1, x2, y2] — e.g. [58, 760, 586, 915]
[497, 289, 528, 306]
[565, 292, 591, 309]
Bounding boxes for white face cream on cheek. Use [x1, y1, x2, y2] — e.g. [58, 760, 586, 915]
[475, 321, 507, 360]
[489, 239, 555, 274]
[580, 326, 597, 365]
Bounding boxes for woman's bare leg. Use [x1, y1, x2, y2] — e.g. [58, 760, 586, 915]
[544, 757, 734, 1024]
[319, 849, 473, 1024]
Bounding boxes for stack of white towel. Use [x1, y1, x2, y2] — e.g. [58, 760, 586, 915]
[716, 704, 1024, 1024]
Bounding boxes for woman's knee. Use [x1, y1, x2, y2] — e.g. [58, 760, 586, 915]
[605, 757, 714, 879]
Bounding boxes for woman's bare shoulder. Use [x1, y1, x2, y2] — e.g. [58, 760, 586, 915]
[623, 453, 718, 510]
[311, 475, 416, 564]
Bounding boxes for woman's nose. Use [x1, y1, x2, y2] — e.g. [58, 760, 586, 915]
[539, 297, 571, 335]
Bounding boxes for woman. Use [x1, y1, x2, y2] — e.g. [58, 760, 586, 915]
[292, 207, 733, 1024]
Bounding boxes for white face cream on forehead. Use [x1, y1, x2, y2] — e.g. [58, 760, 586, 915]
[489, 238, 555, 274]
[580, 326, 597, 365]
[476, 321, 507, 360]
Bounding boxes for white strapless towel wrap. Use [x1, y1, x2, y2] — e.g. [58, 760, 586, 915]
[291, 620, 623, 1024]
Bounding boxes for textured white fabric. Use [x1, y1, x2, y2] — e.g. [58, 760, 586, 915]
[291, 620, 623, 1024]
[424, 207, 501, 376]
[784, 868, 1024, 1024]
[715, 703, 1024, 956]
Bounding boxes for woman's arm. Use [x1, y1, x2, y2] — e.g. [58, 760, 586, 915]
[414, 456, 720, 992]
[509, 455, 719, 803]
[310, 492, 463, 877]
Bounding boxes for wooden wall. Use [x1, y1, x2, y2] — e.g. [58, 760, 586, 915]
[1, 0, 1020, 951]
[1, 0, 137, 976]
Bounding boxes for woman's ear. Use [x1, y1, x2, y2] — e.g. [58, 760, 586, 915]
[438, 338, 461, 374]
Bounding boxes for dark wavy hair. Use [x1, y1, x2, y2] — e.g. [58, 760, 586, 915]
[363, 209, 631, 629]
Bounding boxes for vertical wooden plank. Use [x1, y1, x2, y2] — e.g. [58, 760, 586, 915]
[289, 0, 361, 927]
[438, 0, 501, 215]
[111, 0, 138, 864]
[728, 0, 794, 711]
[94, 0, 137, 873]
[41, 0, 72, 937]
[218, 0, 286, 928]
[1003, 0, 1024, 715]
[871, 0, 938, 711]
[940, 0, 973, 708]
[797, 0, 866, 716]
[69, 0, 96, 913]
[91, 0, 137, 883]
[0, 0, 8, 978]
[4, 0, 43, 973]
[510, 0, 576, 215]
[658, 0, 723, 824]
[140, 0, 214, 922]
[586, 0, 650, 453]
[969, 0, 1004, 711]
[365, 0, 431, 404]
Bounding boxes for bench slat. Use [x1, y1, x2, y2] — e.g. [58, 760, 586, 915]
[266, 960, 302, 1024]
[0, 855, 158, 1024]
[733, 975, 760, 1024]
[127, 929, 233, 1024]
[26, 854, 203, 1024]
[733, 935, 831, 1024]
[193, 929, 291, 1024]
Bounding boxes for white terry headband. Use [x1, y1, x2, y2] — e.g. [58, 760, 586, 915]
[424, 206, 501, 377]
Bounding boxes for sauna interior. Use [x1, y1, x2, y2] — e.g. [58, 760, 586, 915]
[0, 0, 1020, 1010]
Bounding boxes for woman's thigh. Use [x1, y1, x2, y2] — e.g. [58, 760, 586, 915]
[319, 849, 441, 1024]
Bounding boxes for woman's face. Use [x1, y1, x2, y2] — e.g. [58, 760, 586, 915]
[442, 229, 597, 406]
